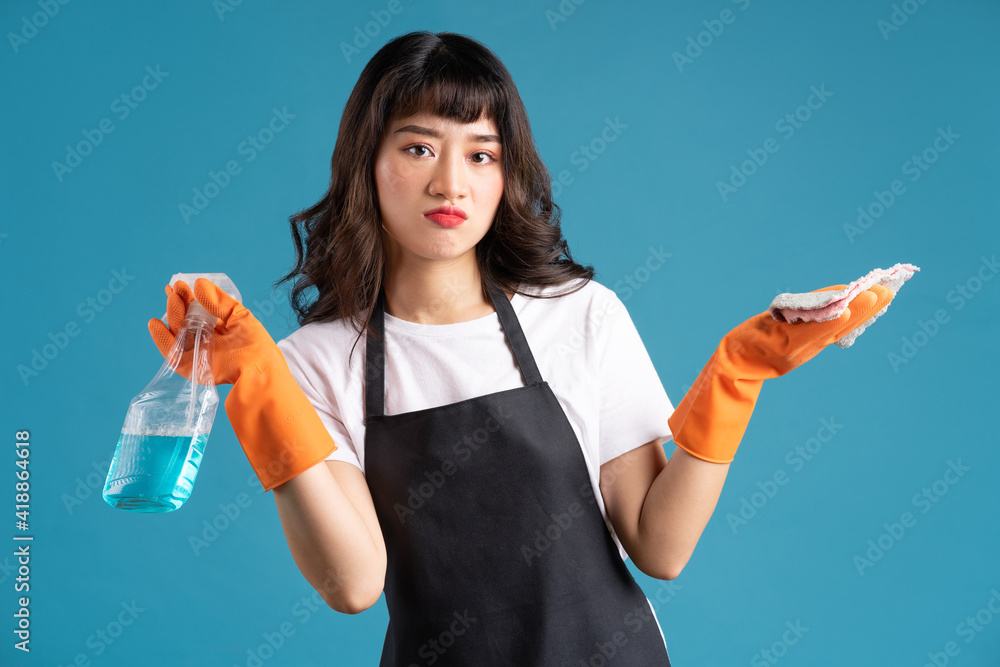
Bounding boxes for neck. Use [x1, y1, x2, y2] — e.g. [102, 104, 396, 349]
[382, 250, 496, 325]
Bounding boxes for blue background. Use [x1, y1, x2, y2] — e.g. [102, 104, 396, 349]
[2, 0, 998, 665]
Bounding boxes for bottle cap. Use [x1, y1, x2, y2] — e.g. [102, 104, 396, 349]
[164, 273, 243, 326]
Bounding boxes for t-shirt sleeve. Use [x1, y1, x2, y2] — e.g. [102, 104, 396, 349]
[595, 291, 674, 466]
[276, 335, 363, 472]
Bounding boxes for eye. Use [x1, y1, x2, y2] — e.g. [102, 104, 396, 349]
[471, 151, 499, 165]
[405, 144, 431, 158]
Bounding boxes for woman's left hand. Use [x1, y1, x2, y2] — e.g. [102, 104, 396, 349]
[666, 283, 895, 465]
[719, 283, 894, 379]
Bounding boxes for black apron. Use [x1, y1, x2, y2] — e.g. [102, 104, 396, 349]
[363, 282, 672, 666]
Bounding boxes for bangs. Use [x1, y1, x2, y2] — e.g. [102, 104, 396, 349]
[387, 58, 506, 128]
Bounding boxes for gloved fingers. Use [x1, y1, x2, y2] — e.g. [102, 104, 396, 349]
[193, 278, 242, 324]
[148, 317, 176, 360]
[165, 280, 196, 333]
[148, 315, 203, 381]
[810, 284, 848, 293]
[192, 277, 272, 351]
[151, 281, 229, 385]
[754, 305, 847, 343]
[869, 283, 894, 307]
[834, 285, 894, 339]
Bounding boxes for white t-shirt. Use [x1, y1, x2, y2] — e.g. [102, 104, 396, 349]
[276, 276, 675, 562]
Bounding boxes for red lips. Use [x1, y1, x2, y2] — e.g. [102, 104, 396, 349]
[423, 205, 467, 219]
[424, 205, 468, 228]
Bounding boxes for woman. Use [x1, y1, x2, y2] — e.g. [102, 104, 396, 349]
[149, 31, 893, 666]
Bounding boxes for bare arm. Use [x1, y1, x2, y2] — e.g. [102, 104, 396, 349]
[271, 460, 387, 614]
[600, 439, 730, 580]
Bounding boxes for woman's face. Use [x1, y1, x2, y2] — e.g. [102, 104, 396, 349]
[374, 111, 504, 268]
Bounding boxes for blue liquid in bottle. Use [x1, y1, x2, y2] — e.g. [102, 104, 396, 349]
[104, 431, 209, 512]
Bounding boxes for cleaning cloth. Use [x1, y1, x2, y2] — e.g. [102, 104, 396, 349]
[769, 263, 920, 348]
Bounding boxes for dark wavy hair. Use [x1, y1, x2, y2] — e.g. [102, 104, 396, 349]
[275, 30, 594, 355]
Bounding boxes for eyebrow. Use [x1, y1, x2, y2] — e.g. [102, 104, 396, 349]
[393, 124, 501, 144]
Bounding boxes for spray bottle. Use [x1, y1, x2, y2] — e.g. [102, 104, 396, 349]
[103, 273, 241, 512]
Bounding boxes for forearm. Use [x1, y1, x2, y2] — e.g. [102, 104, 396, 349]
[272, 462, 385, 614]
[635, 446, 730, 579]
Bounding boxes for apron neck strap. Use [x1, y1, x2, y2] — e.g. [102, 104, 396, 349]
[484, 282, 542, 386]
[364, 287, 387, 422]
[364, 282, 543, 421]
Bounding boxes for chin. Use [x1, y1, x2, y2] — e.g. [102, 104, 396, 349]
[415, 232, 482, 260]
[418, 244, 474, 261]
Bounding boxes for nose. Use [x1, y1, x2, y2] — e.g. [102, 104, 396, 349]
[428, 150, 468, 200]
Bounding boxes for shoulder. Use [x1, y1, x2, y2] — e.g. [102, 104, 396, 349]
[277, 317, 365, 369]
[518, 276, 627, 330]
[276, 318, 369, 412]
[518, 276, 621, 310]
[515, 277, 630, 355]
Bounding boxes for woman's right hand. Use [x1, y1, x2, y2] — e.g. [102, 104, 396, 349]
[148, 277, 338, 492]
[147, 278, 282, 386]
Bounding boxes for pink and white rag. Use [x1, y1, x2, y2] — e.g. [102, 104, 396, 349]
[768, 263, 920, 348]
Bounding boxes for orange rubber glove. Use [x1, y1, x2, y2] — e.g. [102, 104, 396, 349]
[148, 278, 337, 491]
[667, 284, 894, 464]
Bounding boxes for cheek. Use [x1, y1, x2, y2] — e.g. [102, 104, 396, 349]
[379, 162, 421, 208]
[374, 161, 394, 198]
[485, 177, 504, 208]
[471, 169, 503, 201]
